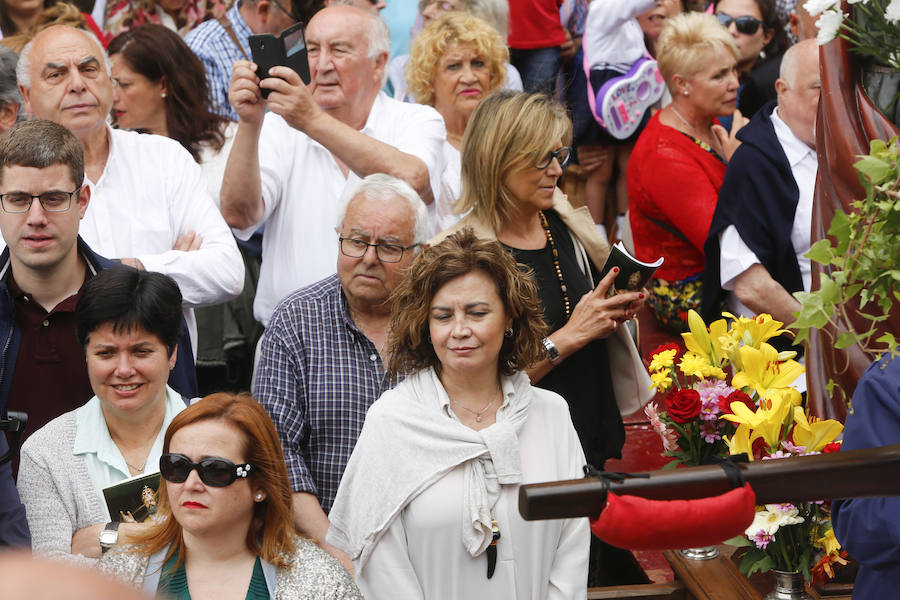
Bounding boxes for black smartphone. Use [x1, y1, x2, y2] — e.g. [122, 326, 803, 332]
[249, 22, 311, 98]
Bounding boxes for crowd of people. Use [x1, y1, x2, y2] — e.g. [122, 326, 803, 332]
[0, 0, 861, 597]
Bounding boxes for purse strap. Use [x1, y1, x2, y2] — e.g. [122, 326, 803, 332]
[217, 13, 251, 61]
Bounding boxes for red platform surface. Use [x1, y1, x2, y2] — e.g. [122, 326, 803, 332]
[602, 303, 686, 584]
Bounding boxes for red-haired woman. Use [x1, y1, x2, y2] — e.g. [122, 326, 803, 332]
[100, 393, 361, 599]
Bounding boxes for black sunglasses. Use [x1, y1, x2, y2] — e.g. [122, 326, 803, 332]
[716, 12, 764, 35]
[160, 453, 254, 487]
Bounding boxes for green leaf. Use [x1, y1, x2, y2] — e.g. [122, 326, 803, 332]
[835, 331, 860, 350]
[661, 459, 681, 470]
[805, 239, 835, 266]
[745, 554, 776, 576]
[828, 210, 852, 256]
[855, 155, 894, 185]
[817, 273, 841, 305]
[725, 535, 753, 547]
[877, 332, 897, 349]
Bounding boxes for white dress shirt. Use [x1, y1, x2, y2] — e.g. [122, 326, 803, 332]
[79, 127, 244, 352]
[234, 92, 446, 326]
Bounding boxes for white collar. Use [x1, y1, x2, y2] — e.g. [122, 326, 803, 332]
[771, 106, 815, 169]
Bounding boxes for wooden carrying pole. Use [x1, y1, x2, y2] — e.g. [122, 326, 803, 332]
[519, 444, 900, 521]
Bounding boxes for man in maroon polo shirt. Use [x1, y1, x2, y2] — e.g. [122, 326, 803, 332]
[0, 120, 93, 441]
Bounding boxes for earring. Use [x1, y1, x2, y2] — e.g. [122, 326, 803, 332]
[683, 90, 689, 96]
[504, 328, 513, 338]
[255, 493, 264, 501]
[161, 92, 167, 98]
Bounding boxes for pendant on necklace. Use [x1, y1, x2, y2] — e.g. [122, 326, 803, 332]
[476, 415, 483, 422]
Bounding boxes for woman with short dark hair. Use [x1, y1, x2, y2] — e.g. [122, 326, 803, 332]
[18, 267, 189, 564]
[328, 229, 589, 599]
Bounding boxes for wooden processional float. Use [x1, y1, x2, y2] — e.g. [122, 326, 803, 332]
[518, 444, 900, 521]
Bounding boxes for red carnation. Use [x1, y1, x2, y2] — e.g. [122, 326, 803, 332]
[718, 390, 756, 415]
[822, 442, 842, 454]
[665, 389, 702, 423]
[650, 342, 682, 362]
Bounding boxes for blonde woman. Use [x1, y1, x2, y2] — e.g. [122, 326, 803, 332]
[405, 13, 508, 234]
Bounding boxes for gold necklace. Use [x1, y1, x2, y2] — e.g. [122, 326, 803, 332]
[669, 105, 723, 156]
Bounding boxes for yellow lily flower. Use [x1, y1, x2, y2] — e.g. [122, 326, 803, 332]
[682, 310, 729, 366]
[816, 528, 842, 556]
[727, 313, 791, 348]
[722, 394, 792, 449]
[792, 408, 844, 452]
[682, 310, 712, 360]
[732, 342, 805, 399]
[768, 387, 803, 407]
[725, 423, 759, 459]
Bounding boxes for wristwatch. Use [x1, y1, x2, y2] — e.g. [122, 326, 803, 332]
[542, 337, 562, 365]
[99, 521, 119, 553]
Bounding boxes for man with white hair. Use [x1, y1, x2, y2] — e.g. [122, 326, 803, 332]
[703, 39, 820, 344]
[223, 6, 444, 328]
[254, 174, 428, 567]
[17, 25, 244, 352]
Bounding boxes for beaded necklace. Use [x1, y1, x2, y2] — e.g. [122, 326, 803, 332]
[539, 211, 571, 318]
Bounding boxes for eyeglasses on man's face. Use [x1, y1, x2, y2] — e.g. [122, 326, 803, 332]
[339, 236, 418, 263]
[533, 146, 572, 170]
[0, 188, 80, 214]
[715, 12, 764, 35]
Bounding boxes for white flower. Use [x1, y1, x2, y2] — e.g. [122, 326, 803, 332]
[816, 9, 844, 45]
[745, 506, 806, 537]
[887, 0, 900, 23]
[803, 0, 840, 16]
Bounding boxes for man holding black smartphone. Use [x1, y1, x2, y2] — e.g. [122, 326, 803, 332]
[221, 6, 445, 330]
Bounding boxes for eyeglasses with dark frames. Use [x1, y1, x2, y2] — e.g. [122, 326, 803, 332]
[269, 0, 302, 24]
[533, 146, 572, 170]
[159, 453, 254, 487]
[715, 12, 764, 35]
[0, 187, 80, 214]
[339, 237, 418, 263]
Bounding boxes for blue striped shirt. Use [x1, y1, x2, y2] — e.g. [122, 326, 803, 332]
[253, 274, 394, 513]
[184, 3, 251, 121]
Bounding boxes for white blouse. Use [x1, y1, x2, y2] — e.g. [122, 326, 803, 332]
[356, 389, 590, 600]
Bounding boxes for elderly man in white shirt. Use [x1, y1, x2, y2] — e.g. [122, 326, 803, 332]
[703, 40, 820, 377]
[223, 6, 445, 327]
[16, 25, 243, 352]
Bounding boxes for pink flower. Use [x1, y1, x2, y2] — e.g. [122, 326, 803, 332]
[751, 530, 774, 549]
[701, 421, 722, 442]
[763, 450, 791, 460]
[781, 440, 807, 454]
[645, 403, 679, 452]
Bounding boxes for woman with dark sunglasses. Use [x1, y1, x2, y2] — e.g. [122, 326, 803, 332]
[713, 0, 790, 119]
[17, 267, 190, 565]
[100, 393, 362, 599]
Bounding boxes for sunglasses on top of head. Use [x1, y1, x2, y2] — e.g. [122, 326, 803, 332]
[715, 12, 764, 35]
[160, 453, 254, 487]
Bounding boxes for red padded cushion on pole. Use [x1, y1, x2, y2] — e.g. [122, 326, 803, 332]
[589, 483, 756, 550]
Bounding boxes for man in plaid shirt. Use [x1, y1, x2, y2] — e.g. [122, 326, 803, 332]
[253, 174, 428, 571]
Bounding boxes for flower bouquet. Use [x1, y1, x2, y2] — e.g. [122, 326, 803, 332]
[722, 394, 846, 583]
[644, 310, 804, 468]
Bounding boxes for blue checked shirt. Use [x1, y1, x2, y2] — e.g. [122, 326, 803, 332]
[184, 3, 251, 121]
[253, 274, 394, 513]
